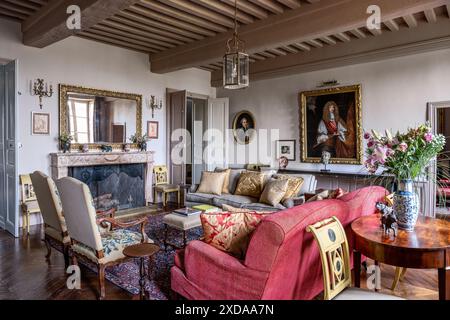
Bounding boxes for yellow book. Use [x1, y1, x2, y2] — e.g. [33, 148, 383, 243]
[192, 205, 221, 213]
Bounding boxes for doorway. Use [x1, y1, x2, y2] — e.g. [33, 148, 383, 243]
[428, 101, 450, 219]
[0, 59, 18, 237]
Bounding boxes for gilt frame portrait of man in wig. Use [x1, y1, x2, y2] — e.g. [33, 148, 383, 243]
[300, 84, 363, 165]
[233, 110, 256, 145]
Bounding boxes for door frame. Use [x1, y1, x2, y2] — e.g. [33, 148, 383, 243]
[427, 100, 450, 218]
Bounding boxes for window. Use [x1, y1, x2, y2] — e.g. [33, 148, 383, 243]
[68, 99, 94, 143]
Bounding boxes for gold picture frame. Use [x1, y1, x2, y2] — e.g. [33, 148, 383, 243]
[59, 84, 142, 151]
[232, 110, 256, 145]
[300, 84, 363, 165]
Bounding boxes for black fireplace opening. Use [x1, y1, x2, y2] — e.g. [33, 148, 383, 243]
[69, 164, 145, 211]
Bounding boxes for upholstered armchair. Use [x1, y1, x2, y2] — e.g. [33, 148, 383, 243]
[56, 177, 153, 300]
[30, 171, 70, 267]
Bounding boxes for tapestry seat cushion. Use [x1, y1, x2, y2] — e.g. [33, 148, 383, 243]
[186, 192, 216, 205]
[212, 194, 258, 208]
[155, 184, 180, 191]
[45, 225, 70, 244]
[200, 211, 265, 259]
[72, 229, 152, 264]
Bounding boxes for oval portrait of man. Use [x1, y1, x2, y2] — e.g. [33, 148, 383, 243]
[233, 111, 256, 145]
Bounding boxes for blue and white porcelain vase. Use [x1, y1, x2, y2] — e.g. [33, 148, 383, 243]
[393, 179, 419, 231]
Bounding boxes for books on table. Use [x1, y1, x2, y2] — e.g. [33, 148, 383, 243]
[173, 207, 202, 216]
[191, 205, 221, 213]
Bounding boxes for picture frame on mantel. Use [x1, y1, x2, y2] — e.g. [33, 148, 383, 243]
[31, 112, 50, 135]
[300, 84, 363, 165]
[147, 121, 159, 139]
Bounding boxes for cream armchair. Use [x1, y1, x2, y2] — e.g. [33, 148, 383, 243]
[56, 177, 153, 300]
[30, 171, 70, 267]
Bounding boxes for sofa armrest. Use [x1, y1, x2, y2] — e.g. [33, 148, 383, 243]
[183, 240, 269, 299]
[188, 184, 199, 193]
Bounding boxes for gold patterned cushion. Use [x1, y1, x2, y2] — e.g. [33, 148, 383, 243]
[259, 179, 289, 206]
[197, 171, 227, 195]
[274, 174, 304, 200]
[215, 168, 231, 194]
[201, 211, 264, 259]
[234, 171, 266, 198]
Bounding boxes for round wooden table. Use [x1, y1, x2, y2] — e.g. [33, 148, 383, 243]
[123, 243, 160, 300]
[351, 215, 450, 300]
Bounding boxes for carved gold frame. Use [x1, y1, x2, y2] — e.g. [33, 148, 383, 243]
[59, 84, 142, 151]
[300, 84, 363, 165]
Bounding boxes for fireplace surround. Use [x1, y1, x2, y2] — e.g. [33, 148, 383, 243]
[50, 151, 154, 204]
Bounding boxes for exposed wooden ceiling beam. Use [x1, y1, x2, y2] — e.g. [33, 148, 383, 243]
[22, 0, 140, 48]
[249, 0, 284, 14]
[4, 0, 40, 11]
[221, 0, 268, 19]
[447, 5, 450, 18]
[424, 8, 437, 23]
[320, 36, 337, 45]
[191, 0, 254, 24]
[77, 32, 153, 53]
[210, 18, 450, 86]
[334, 32, 351, 42]
[384, 19, 400, 31]
[137, 0, 228, 33]
[150, 0, 447, 73]
[403, 14, 418, 28]
[158, 0, 235, 28]
[350, 28, 367, 38]
[292, 42, 311, 51]
[277, 0, 301, 9]
[0, 2, 35, 15]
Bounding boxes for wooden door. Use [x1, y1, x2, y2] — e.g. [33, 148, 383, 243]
[168, 90, 187, 185]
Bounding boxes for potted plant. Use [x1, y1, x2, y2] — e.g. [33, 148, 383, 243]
[130, 133, 149, 151]
[58, 133, 73, 153]
[364, 123, 445, 231]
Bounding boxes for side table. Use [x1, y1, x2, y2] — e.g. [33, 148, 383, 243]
[123, 243, 160, 300]
[351, 215, 450, 300]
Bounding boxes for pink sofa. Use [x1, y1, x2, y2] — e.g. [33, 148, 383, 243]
[171, 186, 387, 300]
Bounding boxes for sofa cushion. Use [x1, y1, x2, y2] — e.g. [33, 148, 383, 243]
[235, 171, 266, 198]
[197, 171, 227, 195]
[273, 174, 304, 200]
[200, 211, 265, 259]
[259, 179, 289, 206]
[186, 192, 216, 205]
[228, 169, 245, 194]
[212, 194, 258, 208]
[243, 202, 286, 211]
[214, 168, 231, 194]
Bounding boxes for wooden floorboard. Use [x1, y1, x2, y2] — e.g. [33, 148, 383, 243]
[0, 214, 439, 300]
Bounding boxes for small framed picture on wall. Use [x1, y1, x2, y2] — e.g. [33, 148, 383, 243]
[147, 121, 159, 139]
[32, 112, 50, 135]
[276, 140, 296, 161]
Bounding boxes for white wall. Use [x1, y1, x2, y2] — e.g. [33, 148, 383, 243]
[217, 48, 450, 173]
[0, 19, 215, 176]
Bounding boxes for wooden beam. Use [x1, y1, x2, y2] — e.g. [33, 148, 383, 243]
[249, 0, 284, 14]
[150, 0, 447, 73]
[424, 8, 437, 23]
[292, 42, 311, 51]
[447, 5, 450, 18]
[4, 0, 40, 11]
[277, 0, 301, 9]
[335, 32, 351, 42]
[403, 14, 418, 28]
[22, 0, 139, 48]
[138, 0, 228, 33]
[384, 19, 400, 31]
[221, 0, 268, 19]
[211, 18, 450, 86]
[350, 28, 367, 38]
[306, 39, 323, 47]
[191, 0, 255, 24]
[320, 36, 337, 45]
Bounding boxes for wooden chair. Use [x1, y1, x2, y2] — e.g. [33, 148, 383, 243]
[30, 171, 70, 267]
[153, 165, 180, 206]
[307, 216, 404, 300]
[56, 177, 153, 300]
[19, 174, 41, 235]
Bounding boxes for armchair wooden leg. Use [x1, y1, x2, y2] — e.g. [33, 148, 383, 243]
[154, 190, 158, 205]
[177, 191, 181, 206]
[71, 253, 78, 267]
[63, 245, 70, 268]
[26, 212, 30, 235]
[98, 264, 106, 300]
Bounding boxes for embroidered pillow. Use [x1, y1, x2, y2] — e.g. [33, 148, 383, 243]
[274, 174, 304, 200]
[200, 211, 264, 259]
[214, 168, 231, 194]
[197, 171, 227, 195]
[259, 179, 289, 206]
[234, 171, 265, 198]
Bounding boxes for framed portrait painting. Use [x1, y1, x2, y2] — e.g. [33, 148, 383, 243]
[276, 140, 296, 161]
[232, 110, 256, 145]
[147, 121, 159, 139]
[32, 112, 50, 135]
[300, 84, 362, 164]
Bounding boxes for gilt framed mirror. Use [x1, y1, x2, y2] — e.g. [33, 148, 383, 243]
[59, 84, 142, 151]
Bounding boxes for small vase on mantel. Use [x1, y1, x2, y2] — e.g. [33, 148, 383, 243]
[393, 179, 419, 231]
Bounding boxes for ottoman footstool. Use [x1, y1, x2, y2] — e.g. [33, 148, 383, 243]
[162, 213, 202, 250]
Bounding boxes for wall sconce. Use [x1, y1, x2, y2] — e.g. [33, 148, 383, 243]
[31, 78, 53, 109]
[147, 95, 162, 118]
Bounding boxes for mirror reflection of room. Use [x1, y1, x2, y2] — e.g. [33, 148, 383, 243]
[67, 94, 136, 144]
[436, 106, 450, 216]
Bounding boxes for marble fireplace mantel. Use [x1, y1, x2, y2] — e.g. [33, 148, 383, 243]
[50, 151, 155, 203]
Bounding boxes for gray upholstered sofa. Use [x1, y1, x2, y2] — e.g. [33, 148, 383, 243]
[186, 168, 317, 211]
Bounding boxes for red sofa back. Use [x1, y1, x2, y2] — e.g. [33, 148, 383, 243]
[244, 186, 388, 300]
